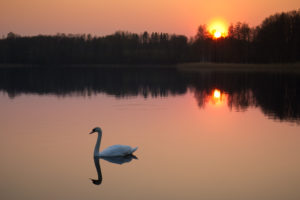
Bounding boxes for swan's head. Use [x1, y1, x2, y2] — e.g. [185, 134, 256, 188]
[89, 127, 102, 134]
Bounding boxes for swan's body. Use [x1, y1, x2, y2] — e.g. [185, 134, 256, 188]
[99, 145, 138, 157]
[90, 127, 138, 157]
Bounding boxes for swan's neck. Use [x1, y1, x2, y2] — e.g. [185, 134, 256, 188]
[94, 132, 102, 156]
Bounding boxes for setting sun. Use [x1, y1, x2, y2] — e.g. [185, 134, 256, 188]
[214, 31, 221, 39]
[208, 19, 228, 39]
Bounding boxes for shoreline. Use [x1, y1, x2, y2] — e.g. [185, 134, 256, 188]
[0, 62, 300, 73]
[0, 63, 175, 68]
[176, 62, 300, 73]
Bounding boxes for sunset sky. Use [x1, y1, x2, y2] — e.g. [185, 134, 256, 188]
[1, 0, 299, 37]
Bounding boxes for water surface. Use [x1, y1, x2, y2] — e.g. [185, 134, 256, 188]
[0, 67, 299, 200]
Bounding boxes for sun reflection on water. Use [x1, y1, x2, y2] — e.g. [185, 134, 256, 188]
[210, 89, 227, 106]
[214, 89, 221, 98]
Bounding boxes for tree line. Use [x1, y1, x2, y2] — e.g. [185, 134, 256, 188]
[0, 9, 299, 64]
[0, 31, 189, 64]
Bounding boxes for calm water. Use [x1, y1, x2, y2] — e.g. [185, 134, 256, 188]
[0, 67, 300, 200]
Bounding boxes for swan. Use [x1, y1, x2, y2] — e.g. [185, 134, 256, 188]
[89, 127, 138, 157]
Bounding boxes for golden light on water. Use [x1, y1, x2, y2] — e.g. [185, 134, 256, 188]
[214, 89, 221, 99]
[208, 19, 228, 39]
[209, 89, 226, 106]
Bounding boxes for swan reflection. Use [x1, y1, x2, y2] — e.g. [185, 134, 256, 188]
[91, 155, 138, 186]
[91, 156, 103, 185]
[100, 154, 138, 165]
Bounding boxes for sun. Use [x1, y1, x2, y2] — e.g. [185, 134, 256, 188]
[208, 19, 228, 39]
[214, 31, 221, 39]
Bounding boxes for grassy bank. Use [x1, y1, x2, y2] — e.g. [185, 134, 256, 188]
[0, 63, 175, 68]
[177, 62, 300, 73]
[1, 63, 300, 73]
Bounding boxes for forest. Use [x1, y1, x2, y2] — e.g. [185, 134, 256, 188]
[0, 9, 299, 64]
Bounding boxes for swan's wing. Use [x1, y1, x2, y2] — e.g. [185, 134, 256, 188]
[100, 145, 133, 157]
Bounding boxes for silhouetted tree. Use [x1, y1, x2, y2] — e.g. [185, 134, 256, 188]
[0, 9, 300, 64]
[255, 10, 300, 62]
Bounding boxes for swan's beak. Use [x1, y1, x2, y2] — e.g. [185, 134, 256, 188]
[89, 131, 95, 134]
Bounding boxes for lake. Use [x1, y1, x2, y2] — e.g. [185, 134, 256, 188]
[0, 66, 299, 200]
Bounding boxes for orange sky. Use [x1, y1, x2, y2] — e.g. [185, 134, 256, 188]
[1, 0, 299, 37]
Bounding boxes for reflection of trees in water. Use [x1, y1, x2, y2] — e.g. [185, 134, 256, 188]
[0, 67, 187, 98]
[190, 72, 299, 123]
[0, 67, 299, 123]
[227, 90, 257, 111]
[253, 75, 299, 122]
[193, 89, 257, 111]
[193, 90, 210, 108]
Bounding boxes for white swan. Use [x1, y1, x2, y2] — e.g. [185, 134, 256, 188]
[89, 127, 138, 157]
